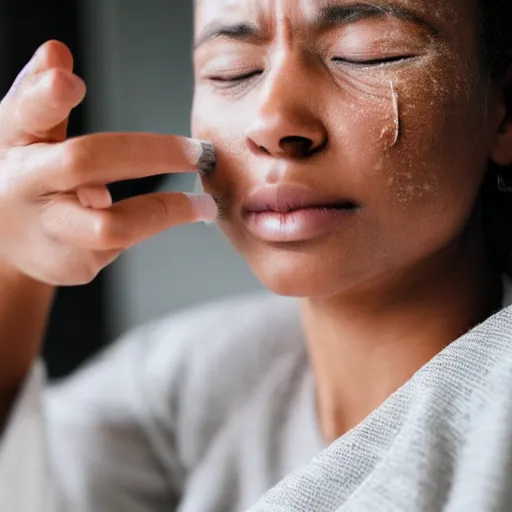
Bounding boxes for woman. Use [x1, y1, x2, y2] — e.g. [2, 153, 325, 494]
[0, 0, 511, 510]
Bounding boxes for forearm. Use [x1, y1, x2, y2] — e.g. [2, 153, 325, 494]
[0, 260, 55, 427]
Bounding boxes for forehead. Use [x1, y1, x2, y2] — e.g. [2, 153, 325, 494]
[194, 0, 473, 33]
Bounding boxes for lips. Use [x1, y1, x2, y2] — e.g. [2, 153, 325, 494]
[243, 184, 356, 214]
[241, 184, 358, 243]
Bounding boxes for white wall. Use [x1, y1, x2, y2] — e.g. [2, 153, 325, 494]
[81, 0, 262, 340]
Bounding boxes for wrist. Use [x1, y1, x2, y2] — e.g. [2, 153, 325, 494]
[0, 258, 55, 295]
[0, 258, 55, 392]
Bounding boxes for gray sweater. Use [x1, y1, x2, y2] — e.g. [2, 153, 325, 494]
[2, 286, 512, 511]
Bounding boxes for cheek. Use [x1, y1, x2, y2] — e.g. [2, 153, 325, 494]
[191, 93, 244, 187]
[191, 91, 248, 166]
[337, 57, 488, 225]
[191, 94, 254, 249]
[191, 86, 247, 138]
[319, 56, 490, 269]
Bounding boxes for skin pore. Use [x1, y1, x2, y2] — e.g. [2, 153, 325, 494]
[192, 0, 512, 442]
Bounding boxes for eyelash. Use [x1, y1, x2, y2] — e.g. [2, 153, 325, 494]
[332, 55, 416, 66]
[208, 71, 262, 86]
[206, 55, 415, 88]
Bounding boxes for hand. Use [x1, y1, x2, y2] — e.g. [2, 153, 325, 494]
[0, 40, 217, 286]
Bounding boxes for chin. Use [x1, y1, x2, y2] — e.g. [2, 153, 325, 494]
[244, 246, 356, 298]
[219, 223, 376, 299]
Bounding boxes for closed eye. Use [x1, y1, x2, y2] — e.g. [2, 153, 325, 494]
[208, 70, 263, 82]
[332, 55, 417, 66]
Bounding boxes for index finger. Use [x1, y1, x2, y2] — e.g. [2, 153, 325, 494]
[41, 132, 216, 191]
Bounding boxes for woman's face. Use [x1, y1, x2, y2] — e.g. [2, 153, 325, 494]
[191, 0, 505, 298]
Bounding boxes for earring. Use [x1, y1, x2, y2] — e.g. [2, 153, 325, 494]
[497, 170, 512, 193]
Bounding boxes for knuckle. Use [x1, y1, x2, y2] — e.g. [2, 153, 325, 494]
[117, 133, 137, 166]
[40, 68, 73, 104]
[93, 250, 120, 270]
[60, 258, 97, 286]
[40, 206, 66, 242]
[35, 40, 73, 70]
[57, 139, 92, 186]
[77, 263, 99, 285]
[54, 258, 97, 286]
[147, 195, 171, 224]
[0, 150, 23, 186]
[66, 255, 100, 285]
[90, 213, 119, 247]
[36, 40, 65, 61]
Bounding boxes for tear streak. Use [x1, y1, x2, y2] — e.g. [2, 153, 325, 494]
[390, 80, 400, 147]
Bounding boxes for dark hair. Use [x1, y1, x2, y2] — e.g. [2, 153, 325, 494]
[479, 0, 512, 73]
[479, 0, 512, 275]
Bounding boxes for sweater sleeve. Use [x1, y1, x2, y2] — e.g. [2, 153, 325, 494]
[0, 361, 55, 512]
[0, 324, 183, 512]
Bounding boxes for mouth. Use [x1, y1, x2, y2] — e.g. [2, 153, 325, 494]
[243, 184, 357, 213]
[241, 184, 359, 243]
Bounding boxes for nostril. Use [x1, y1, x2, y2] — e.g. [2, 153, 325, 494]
[246, 137, 272, 155]
[246, 132, 326, 158]
[280, 136, 312, 148]
[279, 136, 314, 158]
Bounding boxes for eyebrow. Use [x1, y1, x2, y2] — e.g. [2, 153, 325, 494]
[194, 21, 263, 51]
[315, 2, 441, 36]
[193, 2, 440, 51]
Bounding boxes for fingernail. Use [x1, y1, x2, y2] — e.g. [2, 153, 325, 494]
[77, 188, 91, 208]
[195, 140, 217, 176]
[186, 193, 218, 224]
[89, 188, 113, 209]
[77, 187, 113, 209]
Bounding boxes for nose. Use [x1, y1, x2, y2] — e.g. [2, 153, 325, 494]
[245, 59, 328, 160]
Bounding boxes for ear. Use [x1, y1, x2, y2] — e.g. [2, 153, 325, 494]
[490, 65, 512, 166]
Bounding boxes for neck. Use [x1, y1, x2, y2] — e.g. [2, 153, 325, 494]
[301, 227, 502, 444]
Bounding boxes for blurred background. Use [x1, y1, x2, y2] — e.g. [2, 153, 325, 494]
[0, 0, 262, 379]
